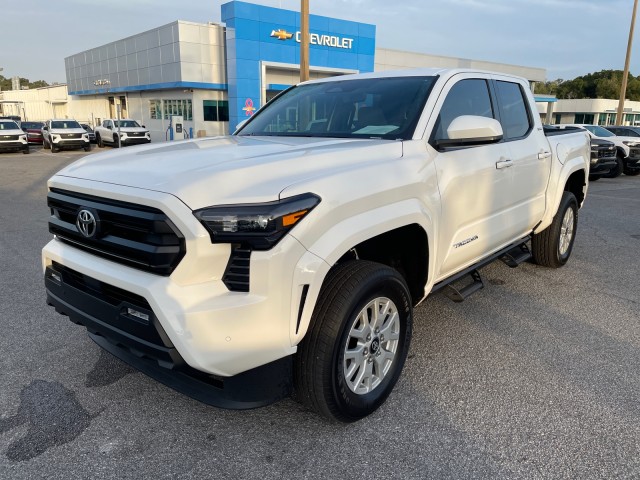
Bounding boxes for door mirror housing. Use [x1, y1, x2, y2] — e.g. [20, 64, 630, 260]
[436, 115, 503, 148]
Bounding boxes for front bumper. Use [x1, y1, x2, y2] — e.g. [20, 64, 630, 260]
[624, 155, 640, 172]
[121, 136, 151, 145]
[52, 138, 89, 149]
[0, 140, 28, 151]
[590, 156, 617, 175]
[45, 261, 292, 408]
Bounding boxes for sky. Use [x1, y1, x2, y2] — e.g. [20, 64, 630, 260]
[0, 0, 637, 84]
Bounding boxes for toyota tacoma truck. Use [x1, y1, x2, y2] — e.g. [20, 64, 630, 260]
[43, 69, 589, 422]
[94, 119, 151, 148]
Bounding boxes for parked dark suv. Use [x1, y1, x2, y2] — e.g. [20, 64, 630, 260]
[588, 138, 618, 181]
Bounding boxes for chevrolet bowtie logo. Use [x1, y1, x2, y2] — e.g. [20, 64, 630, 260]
[270, 29, 293, 40]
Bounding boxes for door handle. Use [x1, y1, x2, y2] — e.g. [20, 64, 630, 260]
[538, 151, 552, 160]
[496, 159, 513, 169]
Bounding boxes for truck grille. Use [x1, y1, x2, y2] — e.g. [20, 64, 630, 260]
[62, 133, 82, 139]
[48, 189, 185, 275]
[597, 147, 615, 158]
[128, 132, 145, 137]
[0, 135, 19, 140]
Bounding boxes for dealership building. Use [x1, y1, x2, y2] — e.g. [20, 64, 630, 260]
[2, 1, 550, 141]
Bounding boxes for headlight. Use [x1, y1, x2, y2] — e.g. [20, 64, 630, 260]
[20, 135, 27, 141]
[194, 193, 321, 250]
[623, 140, 639, 146]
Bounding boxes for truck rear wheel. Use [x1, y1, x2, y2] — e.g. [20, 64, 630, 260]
[531, 191, 578, 268]
[96, 133, 104, 148]
[294, 260, 413, 422]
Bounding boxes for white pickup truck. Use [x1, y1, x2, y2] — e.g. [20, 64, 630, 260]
[43, 69, 589, 422]
[94, 119, 151, 148]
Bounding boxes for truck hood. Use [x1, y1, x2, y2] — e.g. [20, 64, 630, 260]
[54, 135, 403, 209]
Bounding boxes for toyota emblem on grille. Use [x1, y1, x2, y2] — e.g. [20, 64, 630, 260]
[76, 209, 98, 238]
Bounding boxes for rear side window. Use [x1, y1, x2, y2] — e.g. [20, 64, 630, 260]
[495, 81, 532, 140]
[434, 79, 494, 141]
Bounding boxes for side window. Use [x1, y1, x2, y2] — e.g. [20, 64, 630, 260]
[625, 129, 639, 137]
[495, 81, 532, 140]
[434, 79, 494, 141]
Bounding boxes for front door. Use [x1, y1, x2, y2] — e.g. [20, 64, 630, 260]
[430, 76, 515, 280]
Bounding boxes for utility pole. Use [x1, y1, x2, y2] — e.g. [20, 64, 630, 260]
[300, 0, 310, 82]
[617, 0, 638, 125]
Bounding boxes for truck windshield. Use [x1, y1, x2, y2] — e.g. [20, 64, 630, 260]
[238, 76, 437, 140]
[0, 121, 19, 130]
[583, 125, 615, 137]
[52, 121, 82, 129]
[114, 120, 140, 128]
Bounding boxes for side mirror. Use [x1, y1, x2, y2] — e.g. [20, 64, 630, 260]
[436, 115, 503, 148]
[107, 125, 112, 130]
[43, 126, 49, 131]
[141, 125, 146, 128]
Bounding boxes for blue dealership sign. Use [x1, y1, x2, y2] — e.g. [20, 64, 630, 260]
[222, 1, 376, 130]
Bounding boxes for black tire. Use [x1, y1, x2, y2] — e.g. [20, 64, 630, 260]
[43, 138, 50, 150]
[22, 146, 29, 154]
[294, 260, 413, 422]
[113, 134, 120, 148]
[531, 191, 578, 268]
[84, 144, 91, 152]
[588, 175, 600, 182]
[96, 133, 104, 148]
[51, 143, 58, 153]
[623, 167, 640, 176]
[603, 154, 623, 178]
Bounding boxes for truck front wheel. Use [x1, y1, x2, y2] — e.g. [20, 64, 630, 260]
[532, 191, 578, 268]
[603, 154, 624, 178]
[294, 260, 413, 422]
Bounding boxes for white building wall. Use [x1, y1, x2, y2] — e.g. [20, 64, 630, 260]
[375, 48, 546, 83]
[0, 85, 69, 121]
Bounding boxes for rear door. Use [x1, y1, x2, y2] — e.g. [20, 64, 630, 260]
[492, 76, 551, 237]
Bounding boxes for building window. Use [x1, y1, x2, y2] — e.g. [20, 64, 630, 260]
[204, 100, 229, 122]
[150, 100, 162, 119]
[555, 114, 562, 124]
[574, 113, 594, 124]
[149, 99, 192, 121]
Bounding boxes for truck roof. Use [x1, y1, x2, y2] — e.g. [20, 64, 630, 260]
[302, 67, 527, 85]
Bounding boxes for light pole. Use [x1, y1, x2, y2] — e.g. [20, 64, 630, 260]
[617, 0, 638, 125]
[300, 0, 309, 82]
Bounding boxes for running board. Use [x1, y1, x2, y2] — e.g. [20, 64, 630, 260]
[432, 236, 531, 302]
[500, 243, 532, 268]
[443, 269, 484, 303]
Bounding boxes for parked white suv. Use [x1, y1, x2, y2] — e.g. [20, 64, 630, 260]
[43, 69, 589, 421]
[565, 124, 640, 177]
[42, 119, 91, 153]
[0, 119, 29, 154]
[94, 119, 151, 148]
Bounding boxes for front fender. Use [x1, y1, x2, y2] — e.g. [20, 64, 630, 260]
[289, 199, 436, 345]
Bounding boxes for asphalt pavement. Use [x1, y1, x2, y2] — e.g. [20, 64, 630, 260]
[1, 146, 639, 479]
